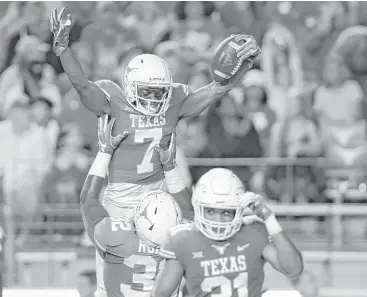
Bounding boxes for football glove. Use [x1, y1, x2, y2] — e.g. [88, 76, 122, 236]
[98, 114, 128, 155]
[50, 7, 72, 56]
[155, 133, 177, 171]
[240, 192, 273, 221]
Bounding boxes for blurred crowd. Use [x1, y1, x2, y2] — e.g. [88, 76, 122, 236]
[0, 1, 367, 246]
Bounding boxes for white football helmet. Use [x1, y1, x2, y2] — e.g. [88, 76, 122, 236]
[134, 190, 182, 248]
[192, 168, 246, 241]
[123, 54, 173, 116]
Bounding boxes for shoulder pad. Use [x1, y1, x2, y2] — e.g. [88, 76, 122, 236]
[95, 80, 125, 102]
[173, 83, 193, 97]
[94, 216, 135, 251]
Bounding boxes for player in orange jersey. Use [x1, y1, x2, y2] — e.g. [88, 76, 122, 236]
[153, 168, 304, 297]
[81, 115, 193, 297]
[50, 8, 261, 215]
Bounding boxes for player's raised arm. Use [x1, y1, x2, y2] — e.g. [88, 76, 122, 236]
[80, 114, 128, 241]
[155, 133, 194, 221]
[178, 34, 261, 119]
[50, 8, 111, 116]
[241, 192, 304, 278]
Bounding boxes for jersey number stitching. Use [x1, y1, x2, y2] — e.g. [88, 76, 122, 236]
[201, 272, 248, 297]
[135, 128, 163, 174]
[120, 255, 161, 297]
[110, 218, 132, 232]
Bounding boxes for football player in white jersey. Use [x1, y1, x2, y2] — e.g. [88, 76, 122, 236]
[80, 115, 193, 297]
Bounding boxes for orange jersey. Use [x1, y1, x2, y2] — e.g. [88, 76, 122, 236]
[95, 80, 191, 184]
[81, 199, 178, 297]
[160, 222, 270, 297]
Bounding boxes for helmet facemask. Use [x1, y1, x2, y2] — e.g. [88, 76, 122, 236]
[193, 200, 245, 241]
[125, 78, 173, 116]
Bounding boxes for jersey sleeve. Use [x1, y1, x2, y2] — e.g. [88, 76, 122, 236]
[94, 79, 114, 101]
[95, 79, 126, 103]
[80, 200, 109, 247]
[94, 216, 139, 257]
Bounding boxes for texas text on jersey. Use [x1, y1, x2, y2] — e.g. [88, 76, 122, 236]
[159, 222, 270, 297]
[95, 79, 191, 185]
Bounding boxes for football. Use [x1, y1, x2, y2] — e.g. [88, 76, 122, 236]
[211, 35, 249, 83]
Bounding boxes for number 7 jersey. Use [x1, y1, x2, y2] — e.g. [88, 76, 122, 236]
[159, 222, 270, 297]
[95, 80, 191, 185]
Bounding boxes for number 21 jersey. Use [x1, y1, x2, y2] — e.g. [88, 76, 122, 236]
[159, 222, 270, 297]
[95, 80, 191, 185]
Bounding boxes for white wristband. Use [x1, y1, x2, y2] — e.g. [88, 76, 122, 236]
[88, 152, 112, 178]
[264, 214, 283, 237]
[164, 168, 185, 194]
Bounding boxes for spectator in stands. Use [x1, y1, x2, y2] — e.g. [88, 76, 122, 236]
[0, 2, 25, 72]
[313, 53, 367, 166]
[242, 69, 277, 154]
[176, 113, 208, 159]
[266, 89, 323, 203]
[261, 23, 303, 120]
[42, 124, 90, 236]
[0, 101, 48, 246]
[31, 96, 60, 160]
[2, 2, 50, 71]
[314, 53, 364, 130]
[123, 2, 174, 51]
[172, 1, 227, 65]
[1, 1, 84, 74]
[0, 34, 61, 119]
[154, 41, 190, 84]
[187, 67, 211, 91]
[329, 26, 367, 117]
[216, 2, 266, 42]
[44, 124, 90, 206]
[77, 270, 97, 297]
[80, 2, 137, 81]
[192, 94, 262, 186]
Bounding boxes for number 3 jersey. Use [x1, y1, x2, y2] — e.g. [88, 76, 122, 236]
[95, 80, 191, 185]
[159, 222, 270, 297]
[82, 200, 176, 297]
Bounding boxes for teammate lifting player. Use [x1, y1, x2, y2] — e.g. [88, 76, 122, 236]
[153, 169, 304, 297]
[80, 114, 193, 297]
[51, 8, 261, 297]
[50, 7, 261, 217]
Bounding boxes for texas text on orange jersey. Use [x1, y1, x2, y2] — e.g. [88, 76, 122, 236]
[160, 222, 271, 297]
[95, 80, 191, 185]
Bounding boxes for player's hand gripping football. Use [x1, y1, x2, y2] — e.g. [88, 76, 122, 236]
[98, 114, 128, 155]
[224, 34, 261, 86]
[233, 34, 261, 67]
[50, 7, 72, 56]
[155, 133, 176, 171]
[240, 192, 273, 222]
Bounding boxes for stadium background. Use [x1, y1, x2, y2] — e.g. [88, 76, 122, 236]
[0, 1, 366, 296]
